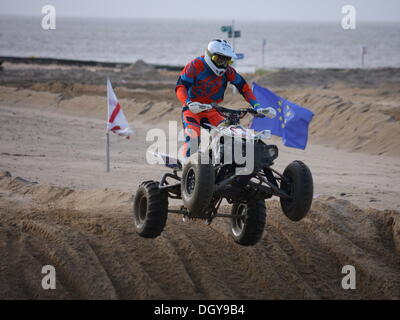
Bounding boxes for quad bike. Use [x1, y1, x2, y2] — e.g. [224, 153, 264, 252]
[133, 106, 313, 246]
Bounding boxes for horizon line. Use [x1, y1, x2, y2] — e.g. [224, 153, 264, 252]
[1, 14, 399, 24]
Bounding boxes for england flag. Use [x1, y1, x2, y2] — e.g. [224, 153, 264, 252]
[107, 78, 133, 138]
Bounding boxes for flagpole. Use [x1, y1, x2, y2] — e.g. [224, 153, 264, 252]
[106, 131, 110, 172]
[106, 77, 110, 173]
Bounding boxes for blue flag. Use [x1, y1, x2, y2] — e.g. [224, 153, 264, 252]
[250, 82, 314, 150]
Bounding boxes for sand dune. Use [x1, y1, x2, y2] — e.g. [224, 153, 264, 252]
[281, 86, 400, 157]
[1, 171, 399, 299]
[1, 65, 399, 156]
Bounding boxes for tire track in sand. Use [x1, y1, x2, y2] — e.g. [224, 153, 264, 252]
[1, 174, 399, 299]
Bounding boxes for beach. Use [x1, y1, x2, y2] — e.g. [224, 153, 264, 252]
[0, 59, 399, 299]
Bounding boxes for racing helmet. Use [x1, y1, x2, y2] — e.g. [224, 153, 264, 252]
[204, 39, 237, 76]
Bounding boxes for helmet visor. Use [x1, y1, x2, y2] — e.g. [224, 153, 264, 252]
[211, 54, 233, 68]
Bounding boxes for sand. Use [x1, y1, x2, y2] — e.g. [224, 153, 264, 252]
[1, 171, 399, 299]
[0, 61, 399, 299]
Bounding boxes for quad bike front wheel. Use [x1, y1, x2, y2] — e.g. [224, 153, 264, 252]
[181, 153, 215, 218]
[133, 181, 168, 238]
[280, 160, 313, 222]
[230, 200, 267, 246]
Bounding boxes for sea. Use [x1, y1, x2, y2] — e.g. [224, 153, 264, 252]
[1, 16, 399, 72]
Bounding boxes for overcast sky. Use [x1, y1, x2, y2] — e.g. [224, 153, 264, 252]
[1, 0, 400, 22]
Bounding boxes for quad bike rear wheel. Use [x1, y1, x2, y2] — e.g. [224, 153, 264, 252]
[133, 181, 168, 238]
[230, 200, 267, 246]
[280, 160, 313, 222]
[181, 153, 215, 218]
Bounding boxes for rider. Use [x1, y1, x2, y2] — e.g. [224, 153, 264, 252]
[176, 39, 263, 158]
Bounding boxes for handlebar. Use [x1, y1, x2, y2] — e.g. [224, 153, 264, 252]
[214, 105, 265, 118]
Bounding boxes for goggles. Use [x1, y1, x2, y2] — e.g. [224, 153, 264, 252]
[211, 54, 233, 68]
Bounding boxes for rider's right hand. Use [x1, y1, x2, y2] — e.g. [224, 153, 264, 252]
[187, 101, 212, 114]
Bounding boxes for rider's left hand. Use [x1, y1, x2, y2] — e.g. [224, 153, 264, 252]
[266, 107, 277, 119]
[257, 107, 277, 119]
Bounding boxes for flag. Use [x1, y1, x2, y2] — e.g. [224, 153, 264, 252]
[250, 82, 314, 149]
[107, 78, 133, 138]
